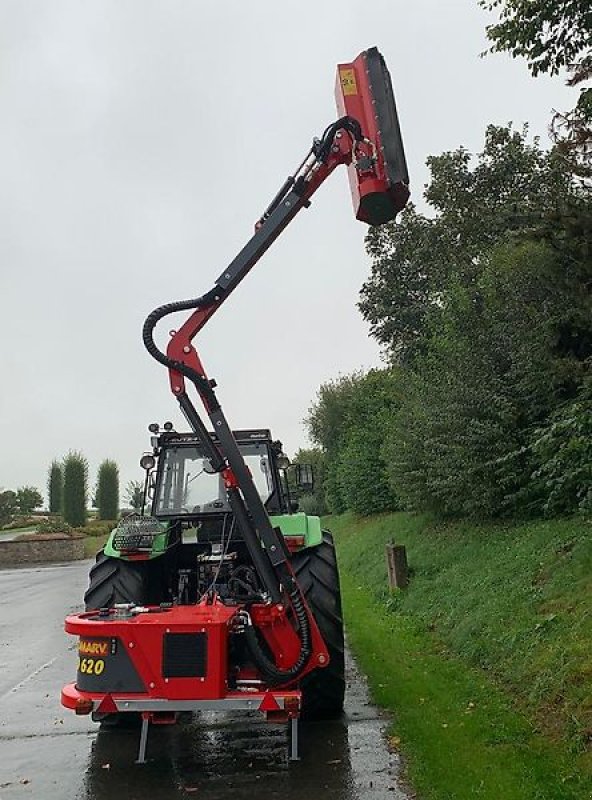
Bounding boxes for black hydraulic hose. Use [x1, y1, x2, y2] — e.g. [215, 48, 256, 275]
[140, 115, 359, 682]
[314, 115, 363, 163]
[141, 113, 365, 384]
[243, 571, 312, 686]
[142, 286, 224, 409]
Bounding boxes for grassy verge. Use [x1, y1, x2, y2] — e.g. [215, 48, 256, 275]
[330, 512, 592, 799]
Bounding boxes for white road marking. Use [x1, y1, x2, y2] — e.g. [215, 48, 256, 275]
[0, 656, 59, 702]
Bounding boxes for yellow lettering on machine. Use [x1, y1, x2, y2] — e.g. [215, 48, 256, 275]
[79, 639, 109, 657]
[340, 68, 358, 96]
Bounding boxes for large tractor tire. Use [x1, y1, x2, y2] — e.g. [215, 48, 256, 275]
[84, 550, 149, 610]
[84, 550, 151, 726]
[291, 531, 345, 719]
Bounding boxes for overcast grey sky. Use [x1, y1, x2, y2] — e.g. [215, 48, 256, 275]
[0, 1, 576, 503]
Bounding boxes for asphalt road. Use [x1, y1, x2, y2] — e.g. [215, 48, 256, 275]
[0, 560, 411, 800]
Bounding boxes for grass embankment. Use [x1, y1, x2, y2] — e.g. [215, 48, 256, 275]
[330, 512, 592, 800]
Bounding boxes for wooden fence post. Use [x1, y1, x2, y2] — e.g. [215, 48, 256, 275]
[386, 542, 409, 590]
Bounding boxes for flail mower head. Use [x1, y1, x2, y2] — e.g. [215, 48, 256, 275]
[335, 46, 409, 225]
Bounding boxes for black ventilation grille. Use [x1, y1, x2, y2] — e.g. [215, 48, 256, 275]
[162, 633, 207, 678]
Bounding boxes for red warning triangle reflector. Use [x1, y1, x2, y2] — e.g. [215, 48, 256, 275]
[259, 691, 281, 712]
[97, 694, 118, 714]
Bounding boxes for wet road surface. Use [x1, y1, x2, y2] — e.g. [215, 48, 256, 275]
[0, 561, 411, 799]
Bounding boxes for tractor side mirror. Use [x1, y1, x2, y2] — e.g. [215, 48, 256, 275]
[294, 463, 314, 493]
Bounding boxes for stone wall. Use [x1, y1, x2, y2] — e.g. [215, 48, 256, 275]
[0, 536, 85, 565]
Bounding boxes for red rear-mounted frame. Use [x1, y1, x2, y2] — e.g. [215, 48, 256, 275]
[63, 601, 327, 702]
[62, 600, 322, 762]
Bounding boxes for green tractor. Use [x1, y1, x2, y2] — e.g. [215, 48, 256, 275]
[85, 426, 345, 721]
[61, 46, 407, 762]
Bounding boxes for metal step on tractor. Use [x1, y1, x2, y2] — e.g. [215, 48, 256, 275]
[61, 45, 409, 764]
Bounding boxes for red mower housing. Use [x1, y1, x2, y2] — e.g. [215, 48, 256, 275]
[336, 46, 409, 225]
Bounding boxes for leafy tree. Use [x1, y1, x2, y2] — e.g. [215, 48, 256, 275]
[360, 125, 573, 363]
[62, 451, 88, 527]
[48, 460, 63, 514]
[386, 240, 583, 517]
[96, 460, 119, 521]
[306, 372, 363, 455]
[305, 372, 364, 513]
[480, 0, 591, 77]
[337, 370, 401, 516]
[16, 486, 43, 514]
[358, 122, 591, 519]
[530, 378, 592, 515]
[0, 490, 18, 526]
[306, 369, 402, 515]
[125, 480, 144, 513]
[480, 1, 592, 175]
[550, 62, 592, 179]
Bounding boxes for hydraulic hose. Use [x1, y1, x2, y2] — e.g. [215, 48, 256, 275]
[314, 115, 363, 162]
[142, 286, 224, 408]
[143, 294, 313, 682]
[243, 570, 312, 686]
[140, 116, 355, 683]
[141, 111, 362, 384]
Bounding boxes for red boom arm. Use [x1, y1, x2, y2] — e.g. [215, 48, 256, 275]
[166, 46, 409, 397]
[142, 44, 409, 661]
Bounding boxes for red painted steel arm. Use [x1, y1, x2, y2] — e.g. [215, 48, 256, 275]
[165, 134, 354, 399]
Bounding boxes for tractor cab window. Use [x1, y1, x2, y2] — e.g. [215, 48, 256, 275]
[154, 443, 274, 516]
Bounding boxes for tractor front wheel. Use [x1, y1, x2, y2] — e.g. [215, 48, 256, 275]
[292, 531, 345, 719]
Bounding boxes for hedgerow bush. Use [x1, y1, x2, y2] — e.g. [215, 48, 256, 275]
[530, 379, 592, 515]
[37, 519, 73, 534]
[75, 520, 116, 538]
[306, 369, 401, 516]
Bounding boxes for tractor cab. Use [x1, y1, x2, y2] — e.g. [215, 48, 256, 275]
[148, 427, 294, 521]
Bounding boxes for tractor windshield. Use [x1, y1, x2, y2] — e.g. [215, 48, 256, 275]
[154, 443, 274, 516]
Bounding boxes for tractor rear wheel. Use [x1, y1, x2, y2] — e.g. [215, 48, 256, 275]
[291, 531, 345, 719]
[84, 550, 149, 610]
